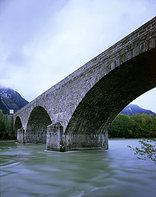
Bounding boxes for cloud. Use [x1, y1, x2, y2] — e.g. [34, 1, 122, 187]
[0, 0, 155, 106]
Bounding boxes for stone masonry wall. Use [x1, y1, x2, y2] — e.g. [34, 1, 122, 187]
[13, 17, 156, 135]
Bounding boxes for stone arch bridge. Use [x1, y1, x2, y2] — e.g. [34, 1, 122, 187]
[13, 17, 156, 151]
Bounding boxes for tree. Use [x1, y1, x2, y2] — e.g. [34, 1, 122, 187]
[0, 109, 14, 139]
[109, 113, 156, 163]
[108, 114, 156, 138]
[131, 113, 156, 138]
[128, 139, 156, 163]
[108, 114, 135, 138]
[0, 109, 5, 139]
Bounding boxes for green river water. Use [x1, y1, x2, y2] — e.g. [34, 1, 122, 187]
[0, 139, 156, 197]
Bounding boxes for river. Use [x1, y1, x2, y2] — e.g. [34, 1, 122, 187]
[0, 139, 156, 197]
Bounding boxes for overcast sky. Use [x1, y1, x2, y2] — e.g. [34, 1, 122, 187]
[0, 0, 156, 112]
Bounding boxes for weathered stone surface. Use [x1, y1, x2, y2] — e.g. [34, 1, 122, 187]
[17, 127, 24, 143]
[13, 17, 156, 151]
[46, 123, 108, 151]
[63, 132, 108, 151]
[46, 122, 64, 151]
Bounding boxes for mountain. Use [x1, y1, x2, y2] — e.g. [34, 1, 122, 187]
[120, 104, 156, 116]
[0, 87, 29, 114]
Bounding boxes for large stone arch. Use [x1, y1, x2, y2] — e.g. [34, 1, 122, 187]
[65, 48, 156, 136]
[25, 106, 52, 143]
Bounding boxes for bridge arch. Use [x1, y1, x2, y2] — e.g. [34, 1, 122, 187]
[15, 116, 23, 130]
[65, 48, 156, 135]
[25, 106, 52, 143]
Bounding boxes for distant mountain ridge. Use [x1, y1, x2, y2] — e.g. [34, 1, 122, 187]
[120, 104, 156, 116]
[0, 87, 28, 114]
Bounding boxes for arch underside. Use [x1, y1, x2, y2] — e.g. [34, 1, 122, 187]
[66, 48, 156, 135]
[15, 116, 22, 130]
[26, 106, 52, 143]
[15, 116, 24, 143]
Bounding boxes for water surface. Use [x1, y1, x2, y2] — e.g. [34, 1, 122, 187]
[0, 139, 156, 197]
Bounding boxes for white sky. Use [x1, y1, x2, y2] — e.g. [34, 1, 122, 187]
[0, 0, 156, 112]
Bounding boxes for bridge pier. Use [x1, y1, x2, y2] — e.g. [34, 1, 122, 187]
[64, 133, 108, 151]
[46, 122, 65, 151]
[17, 127, 25, 143]
[103, 129, 108, 150]
[46, 122, 108, 152]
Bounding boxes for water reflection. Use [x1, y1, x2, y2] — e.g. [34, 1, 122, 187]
[0, 140, 156, 197]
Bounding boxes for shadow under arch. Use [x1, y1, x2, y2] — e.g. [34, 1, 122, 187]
[65, 48, 156, 135]
[15, 116, 25, 143]
[15, 116, 22, 130]
[26, 106, 52, 143]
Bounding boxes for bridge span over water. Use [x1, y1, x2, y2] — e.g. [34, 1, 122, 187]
[13, 17, 156, 151]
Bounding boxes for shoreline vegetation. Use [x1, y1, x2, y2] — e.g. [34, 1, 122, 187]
[108, 113, 156, 163]
[108, 113, 156, 138]
[128, 138, 156, 163]
[0, 110, 15, 140]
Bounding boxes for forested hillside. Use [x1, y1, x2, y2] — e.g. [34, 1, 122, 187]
[108, 113, 156, 138]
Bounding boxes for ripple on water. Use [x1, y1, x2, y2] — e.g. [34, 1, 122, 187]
[0, 140, 156, 197]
